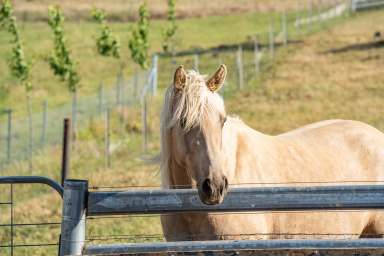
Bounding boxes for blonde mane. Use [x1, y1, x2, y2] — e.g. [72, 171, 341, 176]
[160, 70, 225, 188]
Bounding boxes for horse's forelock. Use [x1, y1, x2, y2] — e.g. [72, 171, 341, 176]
[160, 70, 225, 188]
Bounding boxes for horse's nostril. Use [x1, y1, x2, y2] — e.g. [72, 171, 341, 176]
[219, 177, 228, 196]
[202, 179, 212, 196]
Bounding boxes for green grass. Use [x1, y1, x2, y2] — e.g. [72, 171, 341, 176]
[0, 11, 290, 117]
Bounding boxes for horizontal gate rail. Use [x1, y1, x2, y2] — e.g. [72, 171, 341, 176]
[85, 238, 384, 255]
[0, 176, 64, 197]
[354, 0, 384, 10]
[87, 185, 384, 216]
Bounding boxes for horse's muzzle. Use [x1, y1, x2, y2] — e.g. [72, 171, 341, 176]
[198, 176, 228, 205]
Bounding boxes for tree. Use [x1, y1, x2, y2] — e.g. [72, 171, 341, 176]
[162, 0, 177, 53]
[128, 3, 150, 69]
[47, 6, 80, 135]
[0, 0, 33, 171]
[91, 8, 120, 59]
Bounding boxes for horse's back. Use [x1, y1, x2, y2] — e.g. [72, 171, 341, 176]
[274, 119, 384, 182]
[280, 119, 383, 139]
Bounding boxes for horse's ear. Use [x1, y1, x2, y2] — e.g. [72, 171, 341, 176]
[174, 66, 187, 90]
[206, 64, 227, 92]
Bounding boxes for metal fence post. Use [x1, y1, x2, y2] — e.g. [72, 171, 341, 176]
[61, 118, 71, 187]
[104, 108, 111, 169]
[151, 54, 158, 95]
[193, 53, 199, 71]
[133, 70, 139, 99]
[236, 45, 244, 89]
[41, 100, 48, 146]
[115, 72, 121, 106]
[6, 109, 12, 163]
[254, 36, 261, 75]
[282, 10, 288, 46]
[59, 179, 88, 256]
[98, 82, 104, 115]
[142, 96, 148, 154]
[269, 22, 275, 60]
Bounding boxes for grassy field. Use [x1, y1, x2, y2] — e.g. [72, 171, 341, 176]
[0, 9, 297, 117]
[0, 6, 383, 256]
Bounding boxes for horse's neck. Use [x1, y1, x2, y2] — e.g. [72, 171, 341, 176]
[168, 158, 194, 189]
[223, 117, 272, 182]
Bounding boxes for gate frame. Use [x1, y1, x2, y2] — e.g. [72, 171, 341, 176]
[58, 179, 384, 256]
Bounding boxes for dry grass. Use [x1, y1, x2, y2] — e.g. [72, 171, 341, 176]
[14, 0, 317, 21]
[227, 10, 384, 134]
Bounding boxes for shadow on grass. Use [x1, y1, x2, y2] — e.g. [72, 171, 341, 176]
[158, 39, 304, 58]
[323, 39, 384, 54]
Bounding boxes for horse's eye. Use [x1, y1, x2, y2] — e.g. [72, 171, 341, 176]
[180, 118, 186, 129]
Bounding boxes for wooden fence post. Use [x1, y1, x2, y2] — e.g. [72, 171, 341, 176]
[41, 100, 48, 146]
[59, 179, 88, 256]
[61, 118, 71, 187]
[236, 45, 244, 89]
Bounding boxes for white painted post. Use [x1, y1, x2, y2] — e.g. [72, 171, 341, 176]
[236, 45, 244, 89]
[59, 179, 88, 256]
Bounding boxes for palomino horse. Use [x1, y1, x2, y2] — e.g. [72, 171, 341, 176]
[160, 64, 384, 241]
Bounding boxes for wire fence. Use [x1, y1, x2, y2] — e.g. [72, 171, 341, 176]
[0, 184, 62, 256]
[0, 0, 356, 174]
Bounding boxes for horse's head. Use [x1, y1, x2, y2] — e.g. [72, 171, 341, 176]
[161, 65, 229, 205]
